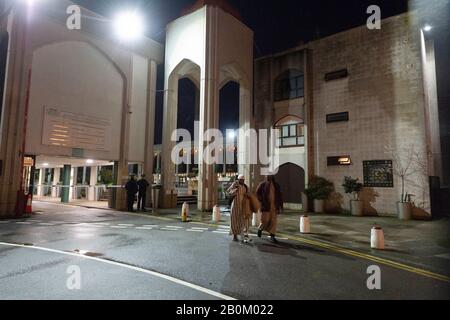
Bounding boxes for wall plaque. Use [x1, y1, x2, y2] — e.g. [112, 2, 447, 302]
[363, 160, 394, 188]
[326, 112, 349, 123]
[42, 107, 112, 152]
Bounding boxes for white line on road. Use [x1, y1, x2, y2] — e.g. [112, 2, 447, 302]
[0, 242, 235, 300]
[187, 229, 204, 233]
[191, 227, 208, 230]
[142, 225, 157, 228]
[16, 222, 33, 225]
[136, 227, 154, 230]
[118, 224, 135, 227]
[38, 223, 56, 226]
[212, 231, 229, 234]
[165, 226, 183, 229]
[0, 221, 11, 224]
[111, 226, 129, 229]
[161, 228, 180, 231]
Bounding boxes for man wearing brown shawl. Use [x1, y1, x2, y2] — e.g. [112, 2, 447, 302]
[256, 176, 283, 243]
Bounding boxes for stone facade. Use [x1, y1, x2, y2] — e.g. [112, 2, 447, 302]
[254, 12, 438, 217]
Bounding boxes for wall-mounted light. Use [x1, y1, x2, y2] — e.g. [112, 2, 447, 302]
[43, 163, 49, 167]
[327, 156, 352, 166]
[423, 25, 432, 32]
[86, 159, 94, 164]
[338, 156, 352, 165]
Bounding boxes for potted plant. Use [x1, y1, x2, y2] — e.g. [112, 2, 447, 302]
[342, 176, 364, 216]
[304, 176, 334, 213]
[388, 146, 417, 220]
[152, 184, 162, 209]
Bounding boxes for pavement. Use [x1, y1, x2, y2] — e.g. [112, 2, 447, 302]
[0, 201, 448, 300]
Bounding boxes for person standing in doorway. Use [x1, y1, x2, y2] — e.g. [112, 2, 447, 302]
[124, 175, 139, 212]
[137, 174, 150, 212]
[227, 174, 252, 243]
[256, 175, 283, 243]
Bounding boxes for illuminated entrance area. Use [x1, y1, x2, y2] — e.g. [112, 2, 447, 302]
[23, 156, 144, 210]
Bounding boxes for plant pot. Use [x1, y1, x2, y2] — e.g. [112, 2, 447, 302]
[350, 200, 363, 216]
[301, 192, 308, 212]
[397, 202, 412, 220]
[314, 199, 325, 213]
[152, 189, 160, 209]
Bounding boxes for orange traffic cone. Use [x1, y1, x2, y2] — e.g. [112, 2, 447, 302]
[25, 194, 33, 214]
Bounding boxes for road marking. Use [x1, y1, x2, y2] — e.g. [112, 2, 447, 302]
[38, 223, 56, 226]
[0, 242, 235, 300]
[277, 232, 450, 284]
[111, 226, 128, 229]
[136, 227, 154, 230]
[93, 223, 110, 226]
[191, 227, 208, 230]
[143, 225, 157, 228]
[165, 226, 183, 229]
[266, 236, 289, 240]
[16, 222, 33, 225]
[212, 231, 229, 235]
[187, 229, 204, 233]
[161, 228, 180, 231]
[28, 220, 42, 223]
[118, 224, 135, 227]
[0, 221, 11, 224]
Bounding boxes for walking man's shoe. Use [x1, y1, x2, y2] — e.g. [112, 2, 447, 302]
[257, 229, 262, 238]
[270, 234, 279, 244]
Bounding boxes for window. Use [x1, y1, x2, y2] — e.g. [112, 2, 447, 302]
[275, 116, 305, 147]
[274, 70, 304, 101]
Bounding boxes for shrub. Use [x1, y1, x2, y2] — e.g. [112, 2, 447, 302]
[304, 176, 334, 200]
[342, 176, 363, 201]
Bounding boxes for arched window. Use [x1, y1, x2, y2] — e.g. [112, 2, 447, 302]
[274, 70, 304, 101]
[275, 115, 305, 147]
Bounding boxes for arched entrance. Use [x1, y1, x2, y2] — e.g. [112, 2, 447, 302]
[274, 163, 305, 205]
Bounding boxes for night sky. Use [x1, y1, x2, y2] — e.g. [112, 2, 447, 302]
[72, 1, 448, 184]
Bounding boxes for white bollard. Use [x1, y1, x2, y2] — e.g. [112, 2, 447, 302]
[371, 226, 385, 250]
[300, 215, 310, 234]
[181, 202, 189, 222]
[212, 205, 221, 223]
[252, 211, 261, 227]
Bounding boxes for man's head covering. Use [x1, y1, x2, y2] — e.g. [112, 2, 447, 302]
[238, 174, 245, 180]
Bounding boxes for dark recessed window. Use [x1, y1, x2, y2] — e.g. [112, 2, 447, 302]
[325, 69, 348, 81]
[327, 112, 349, 123]
[274, 70, 304, 102]
[327, 156, 352, 166]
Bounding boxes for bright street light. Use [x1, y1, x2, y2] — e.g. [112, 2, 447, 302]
[423, 25, 432, 32]
[227, 130, 236, 140]
[113, 10, 145, 41]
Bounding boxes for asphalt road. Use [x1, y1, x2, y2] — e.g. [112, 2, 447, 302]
[0, 202, 449, 300]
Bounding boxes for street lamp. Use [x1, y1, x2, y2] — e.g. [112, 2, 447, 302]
[423, 25, 432, 32]
[113, 10, 144, 41]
